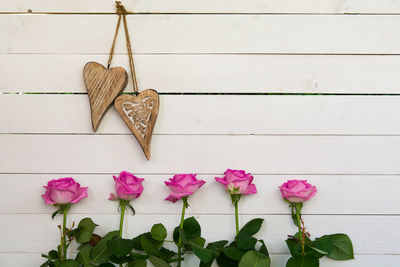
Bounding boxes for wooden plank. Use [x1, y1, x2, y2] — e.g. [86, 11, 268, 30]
[1, 253, 398, 267]
[1, 135, 399, 174]
[2, 174, 399, 215]
[2, 15, 400, 54]
[3, 54, 400, 93]
[1, 94, 400, 135]
[2, 0, 400, 14]
[0, 214, 398, 255]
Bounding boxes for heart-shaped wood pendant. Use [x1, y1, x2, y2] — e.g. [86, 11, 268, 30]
[114, 89, 159, 160]
[83, 62, 128, 131]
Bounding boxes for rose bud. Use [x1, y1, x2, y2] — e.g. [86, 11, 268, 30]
[164, 174, 206, 203]
[279, 179, 317, 203]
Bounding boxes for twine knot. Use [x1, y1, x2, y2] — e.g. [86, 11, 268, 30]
[116, 1, 127, 15]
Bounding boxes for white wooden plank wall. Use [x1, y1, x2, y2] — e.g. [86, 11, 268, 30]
[1, 0, 399, 266]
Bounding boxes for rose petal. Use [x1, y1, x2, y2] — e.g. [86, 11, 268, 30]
[70, 187, 88, 204]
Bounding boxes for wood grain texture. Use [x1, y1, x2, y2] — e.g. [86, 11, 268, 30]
[2, 0, 400, 14]
[2, 94, 400, 135]
[4, 54, 400, 94]
[3, 15, 400, 54]
[1, 134, 400, 174]
[83, 62, 128, 131]
[114, 90, 159, 160]
[2, 174, 399, 215]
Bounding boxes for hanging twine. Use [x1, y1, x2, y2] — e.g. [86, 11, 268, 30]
[107, 1, 139, 94]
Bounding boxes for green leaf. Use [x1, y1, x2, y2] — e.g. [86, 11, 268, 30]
[48, 250, 58, 260]
[237, 232, 257, 250]
[285, 238, 302, 257]
[91, 231, 119, 264]
[191, 236, 206, 247]
[239, 250, 270, 267]
[199, 261, 214, 267]
[258, 240, 269, 257]
[110, 254, 131, 264]
[52, 208, 61, 219]
[98, 263, 114, 267]
[151, 223, 167, 242]
[207, 240, 228, 250]
[76, 245, 92, 264]
[290, 203, 303, 227]
[130, 251, 149, 260]
[182, 216, 201, 240]
[141, 235, 162, 258]
[191, 241, 216, 263]
[148, 256, 170, 267]
[160, 247, 176, 260]
[59, 260, 79, 267]
[75, 218, 98, 244]
[132, 233, 163, 251]
[128, 260, 147, 267]
[326, 234, 354, 260]
[238, 218, 264, 237]
[308, 235, 333, 259]
[222, 247, 245, 261]
[286, 255, 319, 267]
[216, 253, 238, 267]
[107, 238, 133, 257]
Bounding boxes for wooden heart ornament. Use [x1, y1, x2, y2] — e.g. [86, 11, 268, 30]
[114, 89, 159, 160]
[83, 62, 128, 131]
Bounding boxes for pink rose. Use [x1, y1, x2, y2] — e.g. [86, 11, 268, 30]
[215, 169, 257, 195]
[109, 171, 144, 201]
[165, 174, 206, 203]
[42, 178, 88, 205]
[279, 180, 317, 203]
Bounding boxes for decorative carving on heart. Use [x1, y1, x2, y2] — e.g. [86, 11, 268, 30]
[114, 89, 159, 160]
[83, 62, 128, 132]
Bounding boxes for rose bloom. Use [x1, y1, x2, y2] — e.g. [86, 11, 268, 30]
[42, 178, 88, 205]
[279, 179, 317, 203]
[109, 171, 144, 201]
[215, 169, 257, 195]
[165, 174, 206, 203]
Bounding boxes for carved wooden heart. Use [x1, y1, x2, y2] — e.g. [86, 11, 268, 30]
[83, 62, 128, 131]
[114, 89, 159, 160]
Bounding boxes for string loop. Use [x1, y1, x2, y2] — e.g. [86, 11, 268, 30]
[107, 1, 139, 94]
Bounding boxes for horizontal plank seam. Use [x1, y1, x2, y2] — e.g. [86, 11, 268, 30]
[6, 52, 400, 56]
[3, 133, 400, 137]
[2, 92, 400, 96]
[2, 12, 400, 16]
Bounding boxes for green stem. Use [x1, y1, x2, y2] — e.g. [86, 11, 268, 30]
[119, 201, 126, 267]
[295, 204, 305, 255]
[62, 206, 67, 261]
[177, 198, 187, 267]
[234, 200, 239, 236]
[119, 201, 126, 238]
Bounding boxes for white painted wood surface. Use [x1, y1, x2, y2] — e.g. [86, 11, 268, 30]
[2, 0, 400, 14]
[3, 54, 400, 93]
[1, 94, 400, 135]
[1, 1, 399, 266]
[2, 135, 400, 174]
[2, 15, 400, 54]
